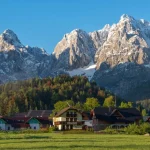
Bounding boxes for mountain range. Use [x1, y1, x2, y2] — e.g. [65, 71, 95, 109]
[1, 14, 150, 101]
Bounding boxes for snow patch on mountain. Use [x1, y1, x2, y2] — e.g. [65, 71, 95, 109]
[67, 62, 96, 80]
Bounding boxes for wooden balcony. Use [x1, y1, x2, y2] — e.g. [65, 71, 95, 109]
[54, 121, 84, 126]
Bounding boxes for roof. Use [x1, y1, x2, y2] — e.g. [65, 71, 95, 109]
[0, 118, 14, 124]
[94, 107, 115, 116]
[12, 117, 31, 123]
[94, 107, 141, 117]
[54, 107, 80, 117]
[12, 112, 27, 118]
[27, 117, 52, 124]
[36, 118, 52, 124]
[117, 108, 141, 117]
[26, 110, 52, 118]
[12, 123, 30, 128]
[12, 110, 52, 118]
[93, 107, 142, 123]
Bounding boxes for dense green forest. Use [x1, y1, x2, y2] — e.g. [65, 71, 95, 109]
[0, 75, 147, 116]
[0, 75, 123, 116]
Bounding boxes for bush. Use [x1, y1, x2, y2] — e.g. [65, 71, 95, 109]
[103, 127, 121, 134]
[124, 123, 150, 135]
[49, 126, 58, 132]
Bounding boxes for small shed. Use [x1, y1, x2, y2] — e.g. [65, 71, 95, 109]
[27, 117, 52, 130]
[27, 118, 41, 130]
[0, 118, 14, 131]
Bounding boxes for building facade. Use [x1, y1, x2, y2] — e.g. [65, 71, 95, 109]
[91, 107, 142, 131]
[53, 107, 84, 130]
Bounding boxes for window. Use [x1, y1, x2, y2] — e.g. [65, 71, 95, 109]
[74, 118, 77, 122]
[66, 112, 69, 117]
[74, 112, 77, 117]
[70, 112, 73, 117]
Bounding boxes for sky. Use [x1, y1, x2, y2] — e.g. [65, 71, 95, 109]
[0, 0, 150, 53]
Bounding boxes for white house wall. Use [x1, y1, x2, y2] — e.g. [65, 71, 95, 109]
[58, 125, 62, 130]
[5, 124, 14, 130]
[84, 120, 93, 127]
[29, 123, 40, 130]
[0, 123, 6, 130]
[0, 123, 14, 131]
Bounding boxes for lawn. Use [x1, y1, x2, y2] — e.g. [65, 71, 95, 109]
[0, 133, 149, 150]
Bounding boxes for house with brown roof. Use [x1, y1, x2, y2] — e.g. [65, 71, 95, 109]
[53, 107, 84, 130]
[91, 107, 142, 131]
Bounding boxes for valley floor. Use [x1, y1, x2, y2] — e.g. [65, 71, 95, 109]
[0, 133, 149, 150]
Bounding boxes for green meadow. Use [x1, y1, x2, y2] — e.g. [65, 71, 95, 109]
[0, 133, 149, 150]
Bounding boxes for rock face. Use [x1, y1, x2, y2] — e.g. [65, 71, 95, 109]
[0, 29, 56, 83]
[0, 29, 23, 52]
[92, 14, 150, 101]
[93, 63, 150, 101]
[89, 24, 111, 62]
[53, 29, 96, 70]
[95, 14, 150, 68]
[1, 14, 150, 101]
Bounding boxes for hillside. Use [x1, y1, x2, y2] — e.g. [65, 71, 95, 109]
[0, 75, 119, 116]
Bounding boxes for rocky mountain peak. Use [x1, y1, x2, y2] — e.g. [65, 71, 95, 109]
[53, 28, 96, 70]
[101, 24, 111, 31]
[0, 29, 23, 52]
[95, 15, 150, 69]
[120, 14, 135, 22]
[2, 29, 22, 45]
[89, 24, 111, 62]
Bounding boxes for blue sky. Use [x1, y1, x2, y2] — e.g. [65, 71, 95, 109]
[0, 0, 150, 53]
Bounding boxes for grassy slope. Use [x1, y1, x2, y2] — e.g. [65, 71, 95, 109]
[0, 133, 149, 150]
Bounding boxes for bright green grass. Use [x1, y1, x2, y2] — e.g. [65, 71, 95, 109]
[0, 133, 149, 150]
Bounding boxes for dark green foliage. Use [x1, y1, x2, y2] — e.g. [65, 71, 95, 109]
[136, 100, 150, 115]
[84, 97, 100, 111]
[119, 102, 133, 108]
[103, 123, 150, 135]
[49, 126, 58, 132]
[0, 75, 116, 116]
[124, 123, 150, 135]
[142, 109, 148, 116]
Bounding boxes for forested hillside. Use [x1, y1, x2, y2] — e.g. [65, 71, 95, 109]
[0, 75, 123, 116]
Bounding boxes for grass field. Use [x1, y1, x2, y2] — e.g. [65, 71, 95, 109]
[0, 133, 149, 150]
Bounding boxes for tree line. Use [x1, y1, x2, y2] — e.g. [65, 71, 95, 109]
[0, 75, 148, 116]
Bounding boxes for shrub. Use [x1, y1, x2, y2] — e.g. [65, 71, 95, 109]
[124, 123, 150, 135]
[49, 126, 58, 132]
[103, 127, 120, 134]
